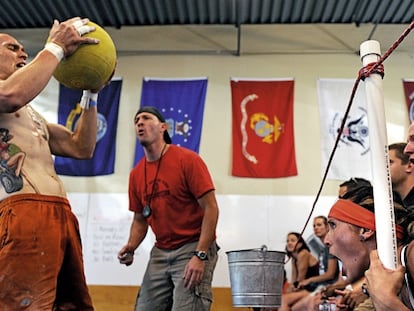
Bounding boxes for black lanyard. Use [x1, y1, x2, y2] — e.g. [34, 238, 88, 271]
[142, 144, 167, 218]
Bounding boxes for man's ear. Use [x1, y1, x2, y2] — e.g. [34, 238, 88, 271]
[160, 122, 168, 131]
[359, 228, 375, 241]
[406, 161, 413, 174]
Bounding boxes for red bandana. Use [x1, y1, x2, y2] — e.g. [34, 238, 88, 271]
[328, 199, 405, 241]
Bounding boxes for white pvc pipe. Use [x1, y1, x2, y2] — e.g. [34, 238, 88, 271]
[360, 40, 398, 269]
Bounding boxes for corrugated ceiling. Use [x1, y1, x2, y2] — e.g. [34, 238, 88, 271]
[0, 0, 413, 29]
[2, 0, 413, 56]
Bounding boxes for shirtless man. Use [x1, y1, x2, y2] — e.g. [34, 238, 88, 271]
[0, 17, 108, 310]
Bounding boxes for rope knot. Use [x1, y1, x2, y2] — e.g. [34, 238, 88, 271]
[359, 62, 385, 81]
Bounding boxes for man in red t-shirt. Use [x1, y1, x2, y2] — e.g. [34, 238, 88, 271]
[118, 106, 219, 311]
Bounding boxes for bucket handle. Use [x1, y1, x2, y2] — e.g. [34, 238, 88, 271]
[257, 244, 268, 258]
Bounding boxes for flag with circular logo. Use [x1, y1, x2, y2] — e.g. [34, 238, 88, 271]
[317, 78, 372, 181]
[231, 78, 297, 178]
[55, 78, 122, 176]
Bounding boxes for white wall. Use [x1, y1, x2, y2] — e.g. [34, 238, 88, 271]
[31, 27, 414, 286]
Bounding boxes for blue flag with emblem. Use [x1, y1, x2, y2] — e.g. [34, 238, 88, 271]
[133, 77, 208, 165]
[54, 78, 122, 176]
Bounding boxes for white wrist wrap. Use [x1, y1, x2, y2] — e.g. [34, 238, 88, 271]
[80, 90, 98, 110]
[44, 42, 64, 62]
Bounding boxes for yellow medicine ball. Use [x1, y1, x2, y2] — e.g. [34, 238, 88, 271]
[53, 22, 117, 90]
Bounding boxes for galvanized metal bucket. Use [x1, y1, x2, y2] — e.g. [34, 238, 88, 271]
[226, 245, 285, 308]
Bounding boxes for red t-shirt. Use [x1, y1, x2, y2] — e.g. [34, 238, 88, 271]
[129, 145, 215, 249]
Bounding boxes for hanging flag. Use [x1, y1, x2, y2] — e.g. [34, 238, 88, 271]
[133, 77, 208, 165]
[231, 78, 297, 178]
[55, 78, 122, 176]
[317, 78, 371, 181]
[402, 79, 414, 123]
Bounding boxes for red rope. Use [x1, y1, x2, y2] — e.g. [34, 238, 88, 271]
[300, 21, 414, 237]
[359, 63, 384, 81]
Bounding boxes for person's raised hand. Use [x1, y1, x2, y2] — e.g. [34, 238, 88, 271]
[48, 17, 99, 58]
[365, 250, 405, 302]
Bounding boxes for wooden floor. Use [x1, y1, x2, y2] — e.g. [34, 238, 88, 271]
[88, 286, 253, 311]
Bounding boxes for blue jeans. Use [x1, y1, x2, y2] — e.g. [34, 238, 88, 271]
[135, 241, 219, 311]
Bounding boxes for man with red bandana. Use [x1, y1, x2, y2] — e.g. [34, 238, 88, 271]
[325, 185, 414, 310]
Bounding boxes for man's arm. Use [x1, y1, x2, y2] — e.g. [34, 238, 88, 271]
[47, 106, 98, 159]
[195, 190, 219, 252]
[118, 212, 149, 266]
[48, 81, 112, 158]
[0, 18, 98, 112]
[183, 190, 219, 289]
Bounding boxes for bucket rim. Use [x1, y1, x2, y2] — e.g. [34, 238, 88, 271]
[225, 248, 286, 255]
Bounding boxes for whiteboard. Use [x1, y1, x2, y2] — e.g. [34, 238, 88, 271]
[68, 193, 337, 286]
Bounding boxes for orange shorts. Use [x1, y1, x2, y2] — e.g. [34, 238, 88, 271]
[0, 194, 93, 310]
